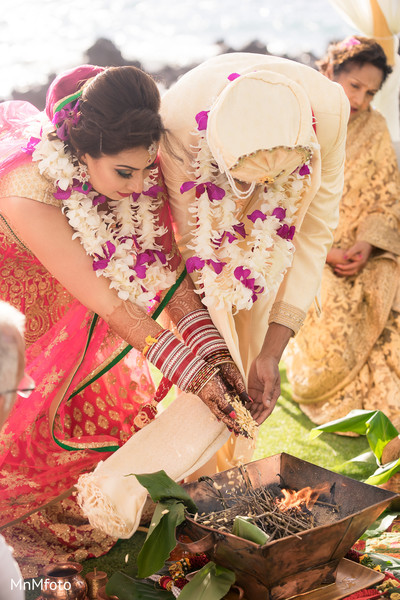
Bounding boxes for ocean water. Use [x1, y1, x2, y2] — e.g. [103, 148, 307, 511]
[0, 0, 354, 98]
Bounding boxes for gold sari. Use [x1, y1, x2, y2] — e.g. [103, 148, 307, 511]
[285, 108, 400, 428]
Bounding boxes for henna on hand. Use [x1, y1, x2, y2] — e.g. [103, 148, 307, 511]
[218, 362, 252, 404]
[197, 374, 247, 437]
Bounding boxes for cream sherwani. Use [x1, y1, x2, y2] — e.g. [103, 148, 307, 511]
[160, 53, 349, 378]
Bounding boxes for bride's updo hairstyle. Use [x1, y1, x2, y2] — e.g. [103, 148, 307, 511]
[317, 35, 392, 85]
[68, 66, 166, 158]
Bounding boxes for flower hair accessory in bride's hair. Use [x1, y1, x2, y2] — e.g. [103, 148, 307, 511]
[52, 91, 82, 141]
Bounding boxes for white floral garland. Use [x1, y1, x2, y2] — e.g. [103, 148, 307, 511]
[183, 125, 313, 312]
[31, 116, 177, 310]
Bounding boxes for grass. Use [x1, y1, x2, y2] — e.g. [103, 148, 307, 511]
[25, 367, 373, 598]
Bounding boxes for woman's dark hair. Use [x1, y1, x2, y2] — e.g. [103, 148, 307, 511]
[317, 35, 392, 87]
[68, 66, 166, 158]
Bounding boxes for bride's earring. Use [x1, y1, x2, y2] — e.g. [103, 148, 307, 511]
[77, 163, 90, 192]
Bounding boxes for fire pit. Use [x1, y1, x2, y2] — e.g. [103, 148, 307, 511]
[178, 453, 397, 600]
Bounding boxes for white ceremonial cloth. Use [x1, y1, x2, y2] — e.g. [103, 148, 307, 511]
[76, 393, 230, 538]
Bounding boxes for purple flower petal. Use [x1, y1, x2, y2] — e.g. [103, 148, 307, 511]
[92, 194, 107, 206]
[299, 164, 310, 176]
[234, 266, 256, 290]
[136, 252, 152, 266]
[180, 181, 196, 194]
[133, 264, 147, 279]
[195, 111, 209, 131]
[54, 188, 71, 200]
[213, 233, 225, 247]
[233, 223, 246, 238]
[226, 232, 237, 243]
[154, 249, 167, 265]
[104, 240, 116, 258]
[234, 266, 251, 281]
[277, 224, 296, 240]
[207, 259, 226, 275]
[93, 258, 109, 271]
[228, 73, 241, 81]
[206, 182, 225, 202]
[277, 224, 289, 239]
[186, 256, 205, 273]
[272, 207, 286, 221]
[143, 184, 164, 198]
[248, 210, 266, 224]
[22, 136, 40, 155]
[73, 181, 93, 195]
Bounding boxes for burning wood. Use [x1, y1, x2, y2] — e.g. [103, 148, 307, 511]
[192, 480, 337, 542]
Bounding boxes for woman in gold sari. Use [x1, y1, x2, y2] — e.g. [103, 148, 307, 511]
[285, 36, 400, 429]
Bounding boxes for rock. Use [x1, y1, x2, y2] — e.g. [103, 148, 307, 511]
[84, 37, 142, 69]
[239, 39, 269, 55]
[7, 36, 316, 110]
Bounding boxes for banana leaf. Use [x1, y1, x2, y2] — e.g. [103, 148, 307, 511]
[309, 409, 398, 461]
[364, 457, 400, 485]
[232, 516, 270, 544]
[106, 572, 173, 599]
[137, 499, 185, 578]
[178, 561, 235, 600]
[360, 552, 400, 574]
[134, 470, 198, 514]
[360, 512, 398, 539]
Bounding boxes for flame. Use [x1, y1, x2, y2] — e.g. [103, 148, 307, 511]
[276, 483, 330, 512]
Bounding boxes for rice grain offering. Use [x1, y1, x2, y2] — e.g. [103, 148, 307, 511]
[230, 395, 258, 439]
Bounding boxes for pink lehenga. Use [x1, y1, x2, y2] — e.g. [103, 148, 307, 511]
[0, 102, 183, 575]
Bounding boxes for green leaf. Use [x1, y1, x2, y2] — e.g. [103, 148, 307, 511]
[360, 512, 398, 539]
[232, 516, 269, 545]
[365, 411, 398, 461]
[361, 552, 400, 573]
[364, 457, 400, 485]
[309, 410, 398, 462]
[342, 450, 377, 465]
[178, 561, 236, 600]
[106, 572, 174, 599]
[310, 409, 381, 436]
[133, 470, 198, 514]
[137, 499, 185, 578]
[308, 428, 323, 440]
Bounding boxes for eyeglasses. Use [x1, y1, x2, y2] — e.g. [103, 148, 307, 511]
[0, 372, 36, 398]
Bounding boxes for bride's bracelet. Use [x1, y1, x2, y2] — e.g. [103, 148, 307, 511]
[177, 309, 233, 366]
[144, 329, 219, 393]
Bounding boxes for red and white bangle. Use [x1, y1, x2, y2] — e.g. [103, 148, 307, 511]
[177, 309, 233, 366]
[144, 329, 218, 395]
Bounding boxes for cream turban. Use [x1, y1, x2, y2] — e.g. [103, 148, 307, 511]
[206, 70, 315, 194]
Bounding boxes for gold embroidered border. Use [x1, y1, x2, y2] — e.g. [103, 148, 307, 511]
[269, 301, 305, 335]
[0, 211, 31, 253]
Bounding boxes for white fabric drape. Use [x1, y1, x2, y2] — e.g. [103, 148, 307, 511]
[329, 0, 400, 141]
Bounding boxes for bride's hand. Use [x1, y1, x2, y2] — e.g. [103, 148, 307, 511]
[197, 373, 247, 436]
[217, 362, 252, 405]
